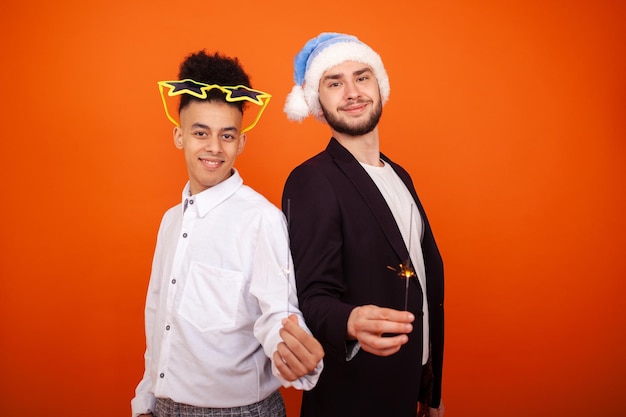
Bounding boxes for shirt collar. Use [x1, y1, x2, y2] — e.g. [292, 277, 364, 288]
[181, 169, 244, 217]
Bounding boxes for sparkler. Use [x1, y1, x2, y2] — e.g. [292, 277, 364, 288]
[387, 204, 416, 311]
[284, 198, 292, 317]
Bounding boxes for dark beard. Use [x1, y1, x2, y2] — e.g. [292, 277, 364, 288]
[322, 100, 383, 136]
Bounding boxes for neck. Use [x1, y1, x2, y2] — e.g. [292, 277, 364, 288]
[333, 128, 382, 167]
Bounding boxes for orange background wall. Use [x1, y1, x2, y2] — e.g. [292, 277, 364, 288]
[1, 1, 624, 416]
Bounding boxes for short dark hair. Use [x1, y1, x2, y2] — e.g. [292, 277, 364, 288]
[177, 50, 251, 113]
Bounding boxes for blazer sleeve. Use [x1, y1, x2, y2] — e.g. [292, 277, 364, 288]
[282, 162, 356, 361]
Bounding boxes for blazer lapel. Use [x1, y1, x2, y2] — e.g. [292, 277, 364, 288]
[382, 153, 433, 244]
[326, 138, 409, 262]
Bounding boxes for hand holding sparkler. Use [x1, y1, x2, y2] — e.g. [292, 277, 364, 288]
[346, 305, 415, 356]
[274, 314, 324, 382]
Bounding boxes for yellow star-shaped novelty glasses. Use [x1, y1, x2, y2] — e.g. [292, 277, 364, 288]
[158, 79, 272, 133]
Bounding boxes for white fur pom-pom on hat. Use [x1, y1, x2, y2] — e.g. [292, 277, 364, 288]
[284, 32, 390, 122]
[284, 85, 310, 122]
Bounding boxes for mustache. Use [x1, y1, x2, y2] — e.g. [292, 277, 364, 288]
[339, 99, 372, 110]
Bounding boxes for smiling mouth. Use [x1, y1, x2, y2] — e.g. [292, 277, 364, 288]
[200, 158, 223, 168]
[341, 100, 370, 112]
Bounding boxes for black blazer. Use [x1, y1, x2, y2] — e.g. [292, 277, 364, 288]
[283, 138, 444, 417]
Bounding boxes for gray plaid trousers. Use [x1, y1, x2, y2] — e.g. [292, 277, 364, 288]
[154, 390, 286, 417]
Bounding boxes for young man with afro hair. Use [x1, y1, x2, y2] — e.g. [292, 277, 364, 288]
[131, 50, 324, 417]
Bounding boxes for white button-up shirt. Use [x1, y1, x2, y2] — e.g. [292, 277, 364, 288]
[131, 170, 322, 416]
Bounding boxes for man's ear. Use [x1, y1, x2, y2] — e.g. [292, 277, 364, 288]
[173, 126, 183, 149]
[237, 133, 247, 155]
[314, 108, 326, 122]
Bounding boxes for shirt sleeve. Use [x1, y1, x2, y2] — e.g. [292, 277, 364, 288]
[346, 340, 361, 361]
[249, 208, 323, 390]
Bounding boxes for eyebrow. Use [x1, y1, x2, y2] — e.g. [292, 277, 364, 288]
[191, 122, 237, 131]
[191, 123, 240, 133]
[322, 67, 373, 82]
[191, 122, 210, 130]
[222, 126, 240, 133]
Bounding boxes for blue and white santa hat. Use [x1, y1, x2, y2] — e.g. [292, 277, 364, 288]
[284, 32, 390, 122]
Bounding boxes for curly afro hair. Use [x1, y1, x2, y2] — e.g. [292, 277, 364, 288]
[177, 50, 251, 113]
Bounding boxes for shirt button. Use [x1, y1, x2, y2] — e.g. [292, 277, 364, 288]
[160, 373, 165, 378]
[171, 278, 176, 284]
[189, 200, 194, 205]
[182, 232, 188, 238]
[166, 325, 170, 330]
